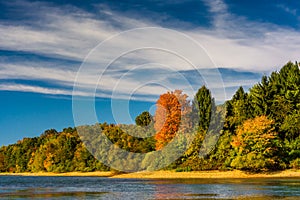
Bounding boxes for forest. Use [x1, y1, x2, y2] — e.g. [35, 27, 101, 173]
[0, 62, 299, 173]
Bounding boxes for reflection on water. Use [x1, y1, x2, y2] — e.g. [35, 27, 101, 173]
[0, 176, 299, 199]
[154, 183, 219, 200]
[0, 190, 107, 199]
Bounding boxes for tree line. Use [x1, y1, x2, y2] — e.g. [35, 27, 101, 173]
[0, 61, 299, 172]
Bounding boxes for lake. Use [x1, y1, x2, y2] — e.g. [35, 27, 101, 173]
[0, 176, 299, 199]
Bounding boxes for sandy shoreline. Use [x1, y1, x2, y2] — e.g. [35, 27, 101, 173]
[111, 170, 300, 179]
[1, 170, 300, 179]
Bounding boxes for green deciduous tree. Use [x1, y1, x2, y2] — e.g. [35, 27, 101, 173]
[0, 149, 6, 172]
[135, 111, 152, 127]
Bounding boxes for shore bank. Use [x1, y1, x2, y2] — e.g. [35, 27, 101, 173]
[111, 169, 300, 179]
[1, 170, 300, 179]
[0, 171, 112, 177]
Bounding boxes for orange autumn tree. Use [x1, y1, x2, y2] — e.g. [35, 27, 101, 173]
[154, 90, 191, 150]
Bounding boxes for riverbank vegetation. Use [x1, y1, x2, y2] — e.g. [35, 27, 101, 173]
[0, 62, 299, 173]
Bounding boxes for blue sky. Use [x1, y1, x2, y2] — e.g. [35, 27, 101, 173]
[0, 0, 299, 146]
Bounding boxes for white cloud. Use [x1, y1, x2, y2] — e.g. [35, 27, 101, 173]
[0, 63, 76, 83]
[277, 4, 298, 16]
[202, 0, 230, 30]
[0, 83, 74, 96]
[0, 0, 299, 102]
[193, 0, 300, 71]
[0, 1, 152, 61]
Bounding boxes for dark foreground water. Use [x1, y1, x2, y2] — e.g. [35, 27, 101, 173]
[0, 176, 299, 199]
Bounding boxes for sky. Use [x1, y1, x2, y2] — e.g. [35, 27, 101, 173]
[0, 0, 300, 146]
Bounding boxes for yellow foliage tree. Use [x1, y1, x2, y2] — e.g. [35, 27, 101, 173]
[231, 115, 284, 171]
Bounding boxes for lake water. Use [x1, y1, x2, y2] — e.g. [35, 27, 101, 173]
[0, 176, 299, 199]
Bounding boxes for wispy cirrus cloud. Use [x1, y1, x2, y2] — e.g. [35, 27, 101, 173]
[195, 0, 300, 71]
[277, 4, 298, 16]
[0, 0, 299, 102]
[0, 0, 152, 61]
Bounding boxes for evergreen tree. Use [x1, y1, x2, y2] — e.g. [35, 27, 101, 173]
[225, 86, 251, 132]
[193, 86, 215, 131]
